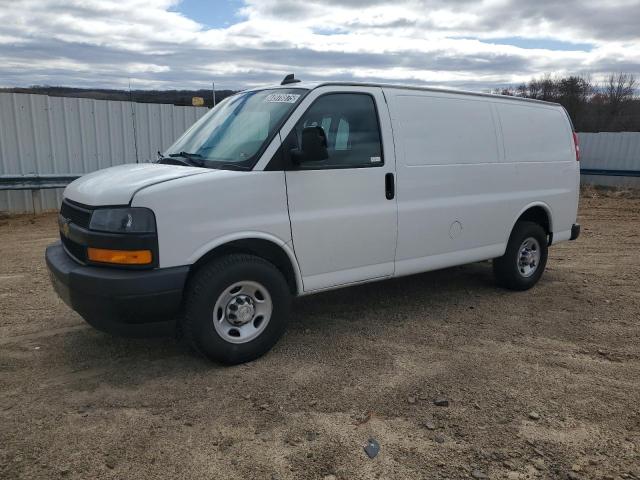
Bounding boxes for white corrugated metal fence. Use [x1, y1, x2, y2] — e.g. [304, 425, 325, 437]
[0, 92, 207, 213]
[578, 132, 640, 188]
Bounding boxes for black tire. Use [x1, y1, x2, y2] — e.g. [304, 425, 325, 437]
[184, 254, 291, 364]
[493, 221, 548, 291]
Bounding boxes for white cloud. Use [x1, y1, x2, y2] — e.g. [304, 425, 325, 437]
[0, 0, 639, 90]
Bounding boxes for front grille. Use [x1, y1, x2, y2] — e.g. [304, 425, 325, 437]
[60, 200, 92, 229]
[59, 199, 94, 263]
[61, 235, 86, 263]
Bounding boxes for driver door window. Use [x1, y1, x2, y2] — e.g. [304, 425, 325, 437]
[293, 93, 383, 169]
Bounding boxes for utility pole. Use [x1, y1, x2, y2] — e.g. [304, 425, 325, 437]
[212, 81, 216, 108]
[129, 78, 139, 164]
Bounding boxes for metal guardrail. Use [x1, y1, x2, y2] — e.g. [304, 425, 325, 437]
[0, 175, 82, 214]
[0, 174, 81, 191]
[580, 168, 640, 177]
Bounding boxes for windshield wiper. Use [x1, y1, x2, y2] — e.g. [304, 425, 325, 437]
[167, 151, 205, 167]
[159, 151, 250, 171]
[157, 156, 193, 167]
[217, 163, 252, 171]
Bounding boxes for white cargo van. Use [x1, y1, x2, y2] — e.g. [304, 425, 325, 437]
[47, 76, 581, 364]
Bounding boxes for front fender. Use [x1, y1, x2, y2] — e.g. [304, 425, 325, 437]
[187, 231, 303, 295]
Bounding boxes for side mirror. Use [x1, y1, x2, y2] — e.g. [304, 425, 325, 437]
[293, 126, 328, 163]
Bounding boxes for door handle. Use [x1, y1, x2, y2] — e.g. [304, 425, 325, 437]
[385, 173, 395, 200]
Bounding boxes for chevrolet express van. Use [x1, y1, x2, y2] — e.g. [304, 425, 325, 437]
[46, 76, 581, 364]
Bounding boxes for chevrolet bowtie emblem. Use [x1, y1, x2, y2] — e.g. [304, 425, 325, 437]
[61, 220, 70, 238]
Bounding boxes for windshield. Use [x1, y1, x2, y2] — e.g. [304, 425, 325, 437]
[164, 88, 306, 169]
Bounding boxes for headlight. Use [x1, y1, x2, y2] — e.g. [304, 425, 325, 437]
[89, 208, 156, 234]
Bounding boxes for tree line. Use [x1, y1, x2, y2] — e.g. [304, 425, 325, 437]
[494, 73, 639, 132]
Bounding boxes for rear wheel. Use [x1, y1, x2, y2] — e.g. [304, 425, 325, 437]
[493, 221, 548, 291]
[184, 254, 291, 364]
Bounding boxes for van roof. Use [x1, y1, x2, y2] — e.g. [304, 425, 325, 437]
[247, 80, 560, 107]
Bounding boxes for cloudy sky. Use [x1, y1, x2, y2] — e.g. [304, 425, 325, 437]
[0, 0, 639, 91]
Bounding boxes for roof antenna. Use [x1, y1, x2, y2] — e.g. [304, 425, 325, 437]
[281, 73, 301, 85]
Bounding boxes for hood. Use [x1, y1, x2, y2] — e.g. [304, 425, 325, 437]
[63, 163, 209, 206]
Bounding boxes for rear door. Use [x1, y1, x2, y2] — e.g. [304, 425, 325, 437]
[281, 86, 397, 292]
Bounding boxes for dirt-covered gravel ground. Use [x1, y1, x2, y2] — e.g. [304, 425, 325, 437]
[1, 188, 639, 480]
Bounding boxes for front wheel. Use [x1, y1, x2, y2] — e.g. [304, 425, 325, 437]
[184, 254, 291, 364]
[493, 221, 548, 291]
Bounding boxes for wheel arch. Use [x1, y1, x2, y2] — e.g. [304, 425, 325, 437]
[188, 233, 303, 295]
[509, 202, 553, 243]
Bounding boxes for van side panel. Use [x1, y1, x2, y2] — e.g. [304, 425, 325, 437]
[384, 88, 578, 277]
[496, 101, 579, 239]
[498, 102, 573, 164]
[386, 89, 511, 276]
[400, 95, 499, 166]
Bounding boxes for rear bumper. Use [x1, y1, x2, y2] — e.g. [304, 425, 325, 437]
[570, 223, 581, 241]
[46, 242, 189, 337]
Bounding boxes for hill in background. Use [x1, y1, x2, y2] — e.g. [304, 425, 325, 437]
[0, 86, 237, 108]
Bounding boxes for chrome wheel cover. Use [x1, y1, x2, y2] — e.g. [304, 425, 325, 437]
[212, 281, 273, 344]
[517, 237, 541, 278]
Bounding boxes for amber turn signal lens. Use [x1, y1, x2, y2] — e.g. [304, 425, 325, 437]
[87, 247, 152, 265]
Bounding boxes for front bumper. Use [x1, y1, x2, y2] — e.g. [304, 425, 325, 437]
[46, 242, 189, 337]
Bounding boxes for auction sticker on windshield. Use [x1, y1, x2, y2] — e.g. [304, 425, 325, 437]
[265, 93, 301, 103]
